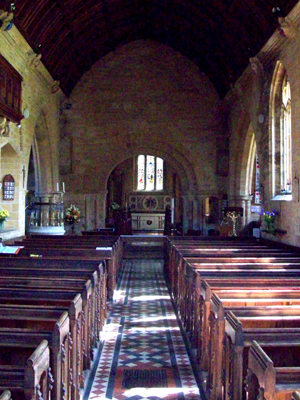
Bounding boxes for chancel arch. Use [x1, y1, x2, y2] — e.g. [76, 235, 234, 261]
[105, 147, 196, 233]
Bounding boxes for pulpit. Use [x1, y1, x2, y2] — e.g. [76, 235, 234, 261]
[27, 192, 65, 235]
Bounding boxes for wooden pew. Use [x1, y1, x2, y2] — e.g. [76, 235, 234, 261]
[0, 340, 51, 400]
[0, 302, 82, 400]
[246, 340, 300, 400]
[165, 245, 300, 301]
[203, 291, 300, 398]
[174, 262, 300, 340]
[12, 245, 117, 299]
[223, 312, 300, 400]
[0, 246, 109, 400]
[0, 276, 96, 371]
[0, 261, 104, 337]
[0, 312, 69, 400]
[216, 306, 300, 400]
[164, 238, 300, 400]
[172, 266, 300, 400]
[0, 257, 107, 334]
[15, 235, 124, 298]
[0, 286, 91, 400]
[199, 281, 300, 364]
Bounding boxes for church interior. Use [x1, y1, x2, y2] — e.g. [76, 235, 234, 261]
[2, 0, 300, 399]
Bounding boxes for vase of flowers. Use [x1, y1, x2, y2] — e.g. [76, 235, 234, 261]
[261, 209, 279, 233]
[0, 209, 9, 231]
[110, 202, 121, 211]
[64, 204, 80, 234]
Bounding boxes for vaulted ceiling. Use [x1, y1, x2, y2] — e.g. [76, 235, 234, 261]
[2, 0, 298, 98]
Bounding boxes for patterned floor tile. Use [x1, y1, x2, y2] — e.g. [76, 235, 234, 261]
[84, 259, 203, 400]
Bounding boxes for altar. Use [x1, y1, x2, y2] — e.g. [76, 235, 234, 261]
[131, 213, 165, 231]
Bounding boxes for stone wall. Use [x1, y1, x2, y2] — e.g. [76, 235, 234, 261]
[2, 5, 300, 241]
[225, 4, 300, 245]
[0, 24, 64, 239]
[61, 40, 225, 231]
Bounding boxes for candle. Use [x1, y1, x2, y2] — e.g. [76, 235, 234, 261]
[63, 182, 65, 192]
[57, 182, 59, 191]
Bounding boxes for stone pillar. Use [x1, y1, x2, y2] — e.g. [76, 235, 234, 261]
[181, 194, 201, 234]
[84, 190, 108, 231]
[229, 195, 251, 228]
[97, 190, 108, 229]
[244, 197, 252, 225]
[198, 195, 207, 235]
[192, 196, 201, 230]
[181, 195, 190, 234]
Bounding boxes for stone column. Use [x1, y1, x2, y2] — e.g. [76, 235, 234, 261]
[192, 195, 201, 230]
[181, 195, 190, 234]
[84, 190, 108, 231]
[229, 195, 251, 228]
[97, 189, 108, 228]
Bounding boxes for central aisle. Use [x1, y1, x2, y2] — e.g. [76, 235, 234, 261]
[84, 259, 203, 400]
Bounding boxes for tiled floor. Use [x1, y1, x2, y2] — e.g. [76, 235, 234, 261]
[84, 259, 204, 400]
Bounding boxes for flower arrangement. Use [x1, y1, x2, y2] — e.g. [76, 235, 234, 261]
[64, 204, 80, 225]
[0, 209, 9, 222]
[260, 209, 279, 232]
[261, 209, 279, 224]
[110, 202, 121, 211]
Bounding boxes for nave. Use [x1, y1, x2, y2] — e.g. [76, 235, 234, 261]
[83, 258, 204, 400]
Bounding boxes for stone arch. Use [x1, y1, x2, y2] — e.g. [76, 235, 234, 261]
[29, 134, 42, 193]
[229, 108, 251, 197]
[269, 60, 287, 197]
[103, 142, 200, 233]
[240, 123, 257, 197]
[66, 39, 223, 232]
[228, 109, 260, 226]
[104, 141, 198, 194]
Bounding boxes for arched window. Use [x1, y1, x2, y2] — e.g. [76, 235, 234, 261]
[281, 76, 292, 193]
[137, 155, 164, 191]
[270, 63, 292, 200]
[246, 131, 261, 204]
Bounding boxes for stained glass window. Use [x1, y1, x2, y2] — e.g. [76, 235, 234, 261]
[254, 154, 261, 204]
[136, 155, 164, 191]
[146, 155, 155, 191]
[156, 157, 163, 191]
[137, 155, 145, 190]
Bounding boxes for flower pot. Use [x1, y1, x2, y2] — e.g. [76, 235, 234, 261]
[0, 220, 4, 231]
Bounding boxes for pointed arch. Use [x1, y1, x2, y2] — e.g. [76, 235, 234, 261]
[33, 111, 54, 193]
[269, 61, 292, 199]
